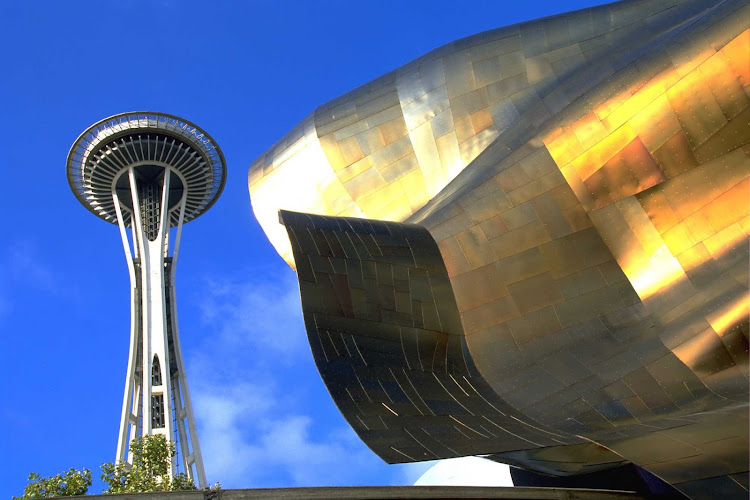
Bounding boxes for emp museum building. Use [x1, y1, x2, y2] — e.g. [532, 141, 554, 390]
[245, 0, 749, 498]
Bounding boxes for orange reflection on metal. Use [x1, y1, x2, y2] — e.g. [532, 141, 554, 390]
[600, 69, 680, 132]
[707, 293, 750, 336]
[624, 244, 685, 300]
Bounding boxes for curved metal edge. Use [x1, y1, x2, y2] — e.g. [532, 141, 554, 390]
[279, 209, 586, 466]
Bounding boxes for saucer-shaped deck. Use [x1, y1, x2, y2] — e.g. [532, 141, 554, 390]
[67, 111, 226, 227]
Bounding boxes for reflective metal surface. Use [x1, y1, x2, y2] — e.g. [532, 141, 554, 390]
[251, 0, 750, 498]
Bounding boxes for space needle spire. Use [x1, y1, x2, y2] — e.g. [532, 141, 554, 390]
[67, 112, 226, 488]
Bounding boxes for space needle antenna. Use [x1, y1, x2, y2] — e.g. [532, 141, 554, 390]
[67, 112, 226, 488]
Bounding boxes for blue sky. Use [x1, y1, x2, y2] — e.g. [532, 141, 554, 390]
[0, 0, 608, 495]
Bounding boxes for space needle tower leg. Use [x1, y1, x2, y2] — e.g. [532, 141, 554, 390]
[167, 178, 207, 487]
[112, 167, 206, 487]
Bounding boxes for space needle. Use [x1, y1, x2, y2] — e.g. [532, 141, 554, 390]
[67, 112, 226, 488]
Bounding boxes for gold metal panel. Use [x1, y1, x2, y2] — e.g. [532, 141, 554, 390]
[590, 199, 689, 304]
[493, 247, 546, 287]
[401, 85, 450, 131]
[451, 87, 490, 121]
[507, 272, 563, 315]
[453, 115, 475, 145]
[461, 295, 521, 335]
[355, 126, 386, 156]
[379, 153, 418, 184]
[450, 263, 509, 312]
[436, 236, 470, 278]
[635, 188, 681, 235]
[495, 162, 534, 192]
[363, 104, 402, 130]
[463, 191, 513, 224]
[471, 34, 521, 61]
[601, 67, 681, 132]
[336, 155, 374, 183]
[500, 201, 537, 230]
[507, 306, 562, 344]
[538, 235, 587, 279]
[337, 135, 365, 165]
[455, 226, 495, 270]
[699, 51, 749, 120]
[472, 56, 502, 88]
[343, 167, 388, 200]
[401, 169, 431, 213]
[694, 106, 750, 164]
[557, 267, 609, 300]
[409, 121, 444, 196]
[582, 137, 666, 209]
[573, 112, 608, 150]
[666, 68, 728, 148]
[650, 131, 699, 178]
[378, 116, 409, 146]
[507, 170, 567, 205]
[430, 108, 456, 139]
[470, 108, 493, 134]
[478, 213, 510, 240]
[531, 190, 575, 239]
[489, 219, 550, 261]
[435, 131, 463, 179]
[720, 28, 750, 88]
[319, 133, 348, 171]
[628, 95, 682, 153]
[561, 202, 593, 232]
[444, 50, 476, 99]
[571, 124, 637, 183]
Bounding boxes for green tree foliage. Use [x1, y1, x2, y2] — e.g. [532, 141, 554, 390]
[14, 468, 92, 499]
[101, 435, 197, 493]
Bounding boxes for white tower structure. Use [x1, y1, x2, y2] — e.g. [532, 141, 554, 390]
[67, 112, 226, 488]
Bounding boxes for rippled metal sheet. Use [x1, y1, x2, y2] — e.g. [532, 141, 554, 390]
[251, 0, 750, 497]
[279, 210, 626, 472]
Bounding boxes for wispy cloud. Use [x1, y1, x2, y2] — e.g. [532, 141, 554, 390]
[188, 269, 404, 487]
[0, 239, 79, 323]
[196, 270, 307, 360]
[8, 241, 58, 292]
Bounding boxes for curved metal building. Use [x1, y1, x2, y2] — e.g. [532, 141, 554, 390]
[249, 1, 749, 498]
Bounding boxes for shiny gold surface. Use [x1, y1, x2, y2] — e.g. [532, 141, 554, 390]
[250, 0, 749, 497]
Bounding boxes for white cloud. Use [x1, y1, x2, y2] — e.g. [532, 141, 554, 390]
[191, 373, 389, 487]
[187, 269, 408, 487]
[196, 269, 306, 359]
[0, 239, 79, 323]
[413, 457, 514, 486]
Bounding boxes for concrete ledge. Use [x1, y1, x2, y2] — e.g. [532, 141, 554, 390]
[79, 486, 643, 499]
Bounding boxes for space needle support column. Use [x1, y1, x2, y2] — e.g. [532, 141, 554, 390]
[141, 166, 175, 449]
[167, 188, 208, 487]
[119, 166, 178, 475]
[113, 186, 139, 465]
